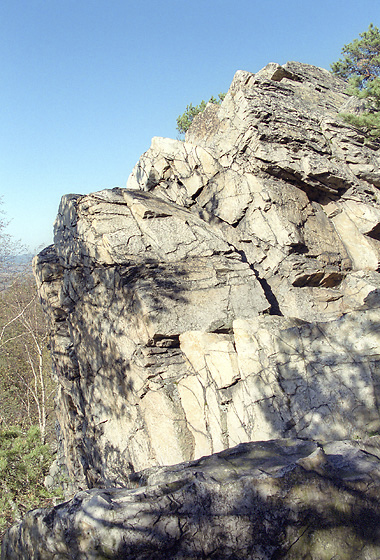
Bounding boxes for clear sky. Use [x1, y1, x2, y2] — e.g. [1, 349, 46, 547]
[1, 0, 379, 253]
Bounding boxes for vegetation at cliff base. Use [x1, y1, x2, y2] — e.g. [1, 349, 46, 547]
[331, 23, 380, 137]
[0, 426, 60, 536]
[0, 199, 58, 542]
[0, 276, 55, 443]
[176, 93, 226, 136]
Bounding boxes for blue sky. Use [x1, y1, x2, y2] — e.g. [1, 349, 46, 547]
[1, 0, 379, 252]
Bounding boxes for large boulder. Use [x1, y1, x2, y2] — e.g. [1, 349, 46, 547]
[3, 437, 380, 560]
[32, 185, 380, 494]
[34, 188, 269, 492]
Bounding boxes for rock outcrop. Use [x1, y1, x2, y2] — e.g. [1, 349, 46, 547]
[4, 61, 380, 558]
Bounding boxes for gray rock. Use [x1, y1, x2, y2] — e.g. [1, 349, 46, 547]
[34, 187, 270, 492]
[31, 61, 380, 494]
[339, 95, 372, 116]
[4, 437, 380, 559]
[131, 62, 380, 321]
[6, 60, 380, 558]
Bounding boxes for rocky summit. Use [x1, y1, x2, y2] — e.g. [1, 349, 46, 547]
[4, 61, 380, 559]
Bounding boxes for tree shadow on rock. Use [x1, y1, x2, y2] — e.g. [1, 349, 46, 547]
[6, 437, 380, 559]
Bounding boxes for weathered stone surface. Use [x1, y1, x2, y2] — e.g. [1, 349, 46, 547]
[176, 307, 380, 450]
[34, 187, 269, 493]
[4, 437, 380, 560]
[30, 61, 380, 495]
[233, 309, 380, 441]
[129, 61, 380, 320]
[5, 60, 380, 558]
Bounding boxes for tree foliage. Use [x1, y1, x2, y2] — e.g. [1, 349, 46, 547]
[331, 23, 380, 137]
[0, 200, 54, 441]
[176, 93, 226, 136]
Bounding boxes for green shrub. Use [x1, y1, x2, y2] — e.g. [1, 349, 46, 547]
[0, 425, 62, 540]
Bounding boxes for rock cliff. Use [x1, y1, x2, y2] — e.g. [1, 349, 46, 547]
[4, 61, 380, 558]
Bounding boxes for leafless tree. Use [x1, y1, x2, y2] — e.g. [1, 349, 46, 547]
[0, 200, 54, 443]
[0, 197, 27, 292]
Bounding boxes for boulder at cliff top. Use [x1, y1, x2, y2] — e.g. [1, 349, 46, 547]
[34, 188, 269, 492]
[128, 61, 380, 320]
[4, 60, 380, 558]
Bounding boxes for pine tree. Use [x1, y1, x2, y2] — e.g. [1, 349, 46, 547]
[331, 24, 380, 137]
[176, 93, 226, 136]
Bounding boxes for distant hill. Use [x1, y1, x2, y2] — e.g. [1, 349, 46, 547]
[12, 253, 33, 265]
[0, 255, 34, 289]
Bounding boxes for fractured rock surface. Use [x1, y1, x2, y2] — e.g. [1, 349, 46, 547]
[4, 438, 380, 560]
[34, 189, 270, 491]
[34, 61, 380, 494]
[128, 62, 380, 320]
[4, 60, 380, 558]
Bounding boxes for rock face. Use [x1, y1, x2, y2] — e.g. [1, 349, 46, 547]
[4, 437, 380, 560]
[4, 60, 380, 558]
